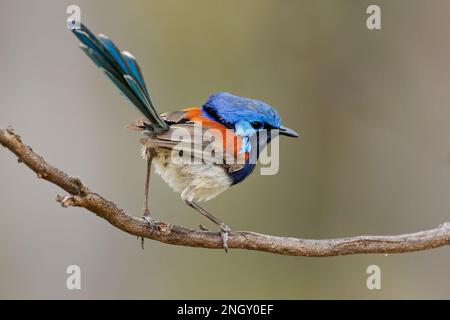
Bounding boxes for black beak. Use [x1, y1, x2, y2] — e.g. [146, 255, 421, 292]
[279, 125, 300, 138]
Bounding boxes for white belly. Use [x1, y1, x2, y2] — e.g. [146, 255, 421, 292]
[146, 148, 232, 202]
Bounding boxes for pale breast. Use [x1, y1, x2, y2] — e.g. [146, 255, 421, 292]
[145, 147, 232, 202]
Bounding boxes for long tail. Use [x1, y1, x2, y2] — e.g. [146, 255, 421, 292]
[71, 24, 169, 133]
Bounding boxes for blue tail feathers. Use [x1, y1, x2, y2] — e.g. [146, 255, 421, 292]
[72, 24, 169, 132]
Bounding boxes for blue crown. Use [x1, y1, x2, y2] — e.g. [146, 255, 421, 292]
[202, 92, 282, 129]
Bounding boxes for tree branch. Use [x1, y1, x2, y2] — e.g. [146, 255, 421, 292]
[1, 126, 450, 256]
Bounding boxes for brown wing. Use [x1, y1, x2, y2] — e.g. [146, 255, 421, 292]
[128, 112, 247, 171]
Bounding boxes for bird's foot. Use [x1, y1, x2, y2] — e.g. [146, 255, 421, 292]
[219, 223, 231, 253]
[143, 213, 155, 227]
[142, 207, 155, 226]
[140, 209, 155, 249]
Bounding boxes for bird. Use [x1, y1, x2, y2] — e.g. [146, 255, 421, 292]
[71, 23, 299, 251]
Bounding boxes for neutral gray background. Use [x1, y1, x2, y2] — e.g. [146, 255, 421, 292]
[1, 0, 450, 299]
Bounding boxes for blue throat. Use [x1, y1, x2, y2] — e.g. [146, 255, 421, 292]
[227, 132, 274, 185]
[228, 163, 257, 185]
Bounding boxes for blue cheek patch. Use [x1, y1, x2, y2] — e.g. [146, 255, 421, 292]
[234, 121, 256, 154]
[239, 136, 250, 154]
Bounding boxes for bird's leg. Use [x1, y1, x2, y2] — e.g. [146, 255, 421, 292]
[141, 147, 155, 249]
[185, 200, 231, 252]
[143, 148, 154, 218]
[142, 147, 156, 220]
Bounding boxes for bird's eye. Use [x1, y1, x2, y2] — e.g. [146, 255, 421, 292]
[251, 121, 263, 129]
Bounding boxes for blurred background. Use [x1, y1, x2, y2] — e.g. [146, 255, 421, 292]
[1, 0, 450, 299]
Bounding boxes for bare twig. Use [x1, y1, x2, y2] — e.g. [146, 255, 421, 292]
[1, 126, 450, 256]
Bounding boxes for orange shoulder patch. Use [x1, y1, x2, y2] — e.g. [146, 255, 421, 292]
[182, 106, 244, 159]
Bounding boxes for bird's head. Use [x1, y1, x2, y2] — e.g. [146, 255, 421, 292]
[202, 92, 300, 140]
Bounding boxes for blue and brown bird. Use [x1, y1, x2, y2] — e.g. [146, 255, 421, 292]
[71, 24, 299, 251]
